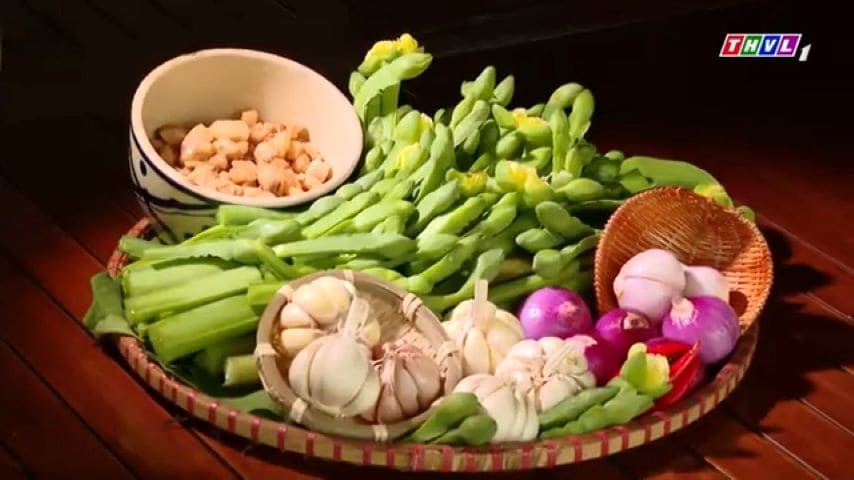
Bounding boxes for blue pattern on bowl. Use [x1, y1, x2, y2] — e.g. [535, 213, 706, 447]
[128, 129, 219, 243]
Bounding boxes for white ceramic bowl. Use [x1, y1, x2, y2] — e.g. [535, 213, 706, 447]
[130, 48, 362, 242]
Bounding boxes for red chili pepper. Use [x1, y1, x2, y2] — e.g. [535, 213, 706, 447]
[655, 359, 702, 410]
[646, 339, 692, 362]
[669, 341, 701, 380]
[654, 341, 702, 410]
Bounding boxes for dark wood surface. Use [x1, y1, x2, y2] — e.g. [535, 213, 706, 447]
[1, 0, 851, 478]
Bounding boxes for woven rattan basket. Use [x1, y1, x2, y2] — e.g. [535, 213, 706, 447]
[255, 270, 463, 442]
[594, 186, 773, 331]
[106, 217, 761, 471]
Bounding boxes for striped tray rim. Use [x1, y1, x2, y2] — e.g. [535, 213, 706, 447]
[106, 217, 758, 472]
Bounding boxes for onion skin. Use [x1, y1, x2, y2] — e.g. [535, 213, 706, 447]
[595, 309, 659, 359]
[615, 277, 681, 323]
[683, 265, 729, 302]
[517, 287, 593, 340]
[616, 249, 686, 292]
[662, 296, 740, 364]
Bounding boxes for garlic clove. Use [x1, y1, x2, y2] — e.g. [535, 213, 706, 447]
[279, 328, 324, 357]
[485, 324, 521, 364]
[375, 384, 405, 424]
[340, 366, 381, 418]
[393, 361, 421, 417]
[279, 303, 316, 329]
[292, 283, 341, 327]
[539, 337, 566, 357]
[577, 371, 597, 390]
[474, 374, 506, 400]
[463, 329, 492, 375]
[507, 339, 541, 360]
[310, 276, 353, 320]
[495, 310, 524, 338]
[403, 355, 441, 410]
[509, 393, 529, 440]
[454, 373, 489, 393]
[360, 318, 382, 348]
[288, 335, 327, 401]
[520, 394, 539, 441]
[480, 384, 516, 443]
[538, 377, 574, 412]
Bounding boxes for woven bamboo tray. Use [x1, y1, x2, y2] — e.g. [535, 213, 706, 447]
[106, 217, 759, 472]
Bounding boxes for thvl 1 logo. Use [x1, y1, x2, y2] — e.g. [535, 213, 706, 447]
[720, 34, 811, 61]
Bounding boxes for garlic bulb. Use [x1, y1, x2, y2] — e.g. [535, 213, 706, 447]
[287, 276, 356, 328]
[362, 342, 442, 424]
[288, 297, 380, 417]
[495, 337, 596, 412]
[453, 374, 538, 443]
[444, 280, 524, 376]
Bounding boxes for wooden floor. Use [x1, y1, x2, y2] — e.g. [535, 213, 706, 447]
[1, 0, 851, 478]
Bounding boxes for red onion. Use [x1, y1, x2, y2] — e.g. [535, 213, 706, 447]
[567, 334, 621, 385]
[662, 296, 740, 364]
[595, 309, 659, 359]
[517, 287, 593, 340]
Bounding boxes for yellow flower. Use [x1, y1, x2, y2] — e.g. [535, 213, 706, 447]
[395, 143, 421, 170]
[364, 40, 397, 63]
[396, 33, 421, 54]
[496, 160, 538, 192]
[511, 108, 548, 131]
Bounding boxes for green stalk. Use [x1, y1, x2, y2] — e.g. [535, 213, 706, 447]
[148, 295, 259, 364]
[194, 335, 256, 377]
[246, 281, 285, 313]
[223, 355, 261, 387]
[119, 235, 162, 259]
[125, 266, 262, 324]
[216, 205, 292, 226]
[121, 259, 231, 297]
[142, 239, 260, 264]
[273, 233, 416, 259]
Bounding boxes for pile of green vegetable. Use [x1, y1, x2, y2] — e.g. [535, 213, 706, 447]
[85, 32, 750, 416]
[409, 342, 673, 444]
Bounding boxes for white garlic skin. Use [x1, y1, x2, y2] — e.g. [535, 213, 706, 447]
[290, 276, 354, 328]
[453, 374, 538, 443]
[279, 303, 316, 329]
[495, 337, 596, 412]
[279, 328, 324, 357]
[444, 299, 524, 376]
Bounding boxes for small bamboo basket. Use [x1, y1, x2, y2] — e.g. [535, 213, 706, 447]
[594, 186, 773, 332]
[255, 270, 463, 442]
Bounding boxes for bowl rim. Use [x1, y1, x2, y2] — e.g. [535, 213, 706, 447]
[130, 47, 363, 208]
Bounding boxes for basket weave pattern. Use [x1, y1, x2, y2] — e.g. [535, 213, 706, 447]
[255, 270, 463, 442]
[107, 217, 759, 471]
[594, 187, 773, 331]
